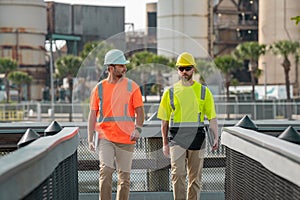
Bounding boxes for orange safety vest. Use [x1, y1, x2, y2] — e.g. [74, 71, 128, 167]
[95, 78, 139, 144]
[97, 79, 135, 123]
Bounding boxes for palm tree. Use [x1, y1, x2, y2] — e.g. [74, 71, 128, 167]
[129, 51, 174, 102]
[270, 40, 300, 101]
[232, 42, 267, 101]
[80, 41, 114, 79]
[0, 58, 18, 103]
[55, 55, 82, 121]
[7, 71, 32, 102]
[55, 55, 83, 102]
[195, 58, 216, 85]
[214, 55, 242, 102]
[214, 55, 242, 119]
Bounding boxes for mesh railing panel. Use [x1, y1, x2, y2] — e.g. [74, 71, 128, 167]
[24, 151, 78, 200]
[78, 136, 225, 193]
[225, 147, 300, 200]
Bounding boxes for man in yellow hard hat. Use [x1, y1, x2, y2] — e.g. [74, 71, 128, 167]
[157, 52, 218, 200]
[88, 49, 145, 200]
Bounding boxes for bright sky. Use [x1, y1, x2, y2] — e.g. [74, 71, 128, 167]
[45, 0, 158, 30]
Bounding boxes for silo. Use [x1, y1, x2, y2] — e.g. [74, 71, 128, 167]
[259, 0, 300, 95]
[0, 0, 47, 100]
[157, 0, 209, 59]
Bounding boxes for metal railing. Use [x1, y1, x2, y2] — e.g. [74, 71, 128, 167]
[0, 127, 79, 200]
[0, 110, 23, 121]
[78, 134, 225, 193]
[0, 121, 226, 195]
[1, 100, 300, 122]
[1, 120, 300, 199]
[222, 126, 300, 200]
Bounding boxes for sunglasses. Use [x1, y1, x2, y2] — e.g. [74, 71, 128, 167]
[178, 66, 193, 72]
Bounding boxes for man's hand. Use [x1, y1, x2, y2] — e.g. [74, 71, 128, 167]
[163, 144, 170, 157]
[88, 141, 95, 152]
[130, 129, 140, 141]
[212, 138, 219, 151]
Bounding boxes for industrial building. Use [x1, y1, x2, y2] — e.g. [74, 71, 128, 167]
[0, 0, 299, 101]
[0, 0, 47, 101]
[155, 0, 299, 97]
[0, 0, 127, 100]
[259, 0, 300, 95]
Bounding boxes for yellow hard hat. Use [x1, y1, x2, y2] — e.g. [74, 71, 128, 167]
[176, 52, 196, 67]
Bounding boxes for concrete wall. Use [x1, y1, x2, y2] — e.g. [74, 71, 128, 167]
[157, 0, 209, 59]
[259, 0, 300, 94]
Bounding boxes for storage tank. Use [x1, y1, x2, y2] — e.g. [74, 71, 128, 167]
[157, 0, 210, 59]
[259, 0, 300, 95]
[0, 0, 47, 100]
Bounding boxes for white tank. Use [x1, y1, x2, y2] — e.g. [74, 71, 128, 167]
[0, 0, 47, 100]
[259, 0, 300, 93]
[157, 0, 210, 59]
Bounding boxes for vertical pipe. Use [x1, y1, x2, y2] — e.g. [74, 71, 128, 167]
[263, 62, 267, 99]
[37, 102, 41, 121]
[273, 101, 276, 119]
[49, 37, 55, 120]
[15, 28, 19, 63]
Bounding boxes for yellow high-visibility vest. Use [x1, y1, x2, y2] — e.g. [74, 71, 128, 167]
[157, 81, 216, 127]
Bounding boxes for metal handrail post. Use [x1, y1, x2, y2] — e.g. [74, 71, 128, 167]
[37, 102, 41, 122]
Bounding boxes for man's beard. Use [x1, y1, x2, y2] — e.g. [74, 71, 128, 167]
[180, 73, 192, 82]
[114, 70, 124, 78]
[116, 73, 123, 78]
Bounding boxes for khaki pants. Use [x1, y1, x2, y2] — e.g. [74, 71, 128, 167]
[98, 139, 135, 200]
[170, 145, 205, 200]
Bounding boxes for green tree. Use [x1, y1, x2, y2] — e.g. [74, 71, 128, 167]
[55, 54, 83, 103]
[195, 58, 218, 85]
[80, 41, 115, 67]
[8, 71, 32, 102]
[270, 40, 300, 101]
[214, 55, 242, 102]
[232, 42, 267, 101]
[0, 58, 18, 103]
[214, 55, 242, 119]
[80, 41, 114, 62]
[80, 41, 114, 80]
[55, 54, 82, 121]
[129, 51, 174, 102]
[291, 15, 300, 26]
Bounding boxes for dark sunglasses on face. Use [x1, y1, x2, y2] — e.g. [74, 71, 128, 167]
[178, 66, 193, 72]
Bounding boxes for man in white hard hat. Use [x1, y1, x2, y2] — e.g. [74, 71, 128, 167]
[157, 52, 218, 200]
[88, 49, 145, 200]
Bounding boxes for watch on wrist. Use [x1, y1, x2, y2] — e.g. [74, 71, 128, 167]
[135, 127, 142, 133]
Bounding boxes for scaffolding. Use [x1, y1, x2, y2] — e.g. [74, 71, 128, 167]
[212, 0, 259, 57]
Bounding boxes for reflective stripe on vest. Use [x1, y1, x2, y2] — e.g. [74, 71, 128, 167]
[97, 79, 135, 122]
[169, 84, 206, 127]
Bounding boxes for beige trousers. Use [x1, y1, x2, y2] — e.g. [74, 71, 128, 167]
[98, 139, 135, 200]
[170, 145, 205, 200]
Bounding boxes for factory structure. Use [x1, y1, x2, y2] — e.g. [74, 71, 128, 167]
[0, 0, 299, 101]
[0, 0, 126, 100]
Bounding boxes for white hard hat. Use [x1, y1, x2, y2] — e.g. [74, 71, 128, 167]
[104, 49, 130, 65]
